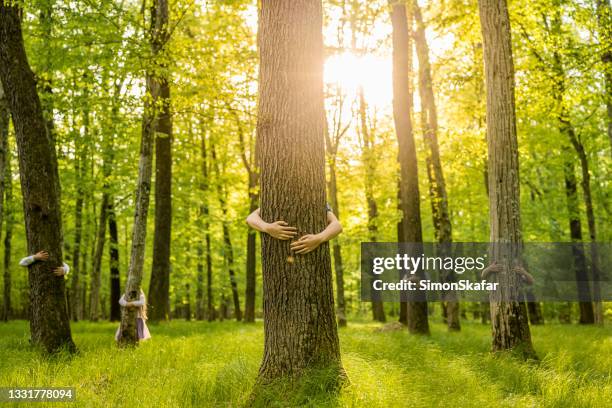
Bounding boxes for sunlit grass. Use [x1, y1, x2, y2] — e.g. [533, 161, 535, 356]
[0, 319, 610, 407]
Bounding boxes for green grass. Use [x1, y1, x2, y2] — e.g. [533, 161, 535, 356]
[0, 319, 610, 407]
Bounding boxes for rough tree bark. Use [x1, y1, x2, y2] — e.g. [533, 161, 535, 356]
[390, 1, 429, 334]
[118, 0, 165, 346]
[0, 3, 75, 352]
[413, 1, 459, 331]
[478, 0, 535, 357]
[148, 0, 173, 322]
[256, 0, 342, 380]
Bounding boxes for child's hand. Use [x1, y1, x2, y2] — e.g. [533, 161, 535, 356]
[265, 221, 298, 240]
[290, 234, 322, 254]
[52, 266, 67, 276]
[34, 251, 49, 261]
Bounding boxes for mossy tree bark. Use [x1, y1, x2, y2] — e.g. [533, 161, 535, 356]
[0, 3, 75, 352]
[256, 0, 342, 380]
[478, 0, 535, 357]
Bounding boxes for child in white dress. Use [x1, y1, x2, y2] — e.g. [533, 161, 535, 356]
[115, 289, 151, 341]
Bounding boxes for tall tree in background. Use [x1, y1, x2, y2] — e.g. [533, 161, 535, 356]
[118, 0, 166, 345]
[325, 87, 349, 327]
[256, 0, 342, 381]
[596, 0, 612, 155]
[108, 81, 122, 322]
[148, 0, 173, 322]
[390, 1, 429, 334]
[357, 88, 385, 323]
[0, 3, 75, 352]
[212, 145, 242, 322]
[478, 0, 535, 357]
[413, 1, 459, 331]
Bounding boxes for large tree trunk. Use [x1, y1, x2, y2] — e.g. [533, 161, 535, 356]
[118, 0, 166, 346]
[390, 2, 429, 334]
[108, 199, 121, 321]
[0, 80, 9, 321]
[148, 2, 173, 323]
[0, 4, 75, 352]
[413, 2, 459, 331]
[478, 0, 535, 358]
[358, 87, 386, 323]
[256, 0, 342, 381]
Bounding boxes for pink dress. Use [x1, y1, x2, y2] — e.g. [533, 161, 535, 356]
[115, 293, 151, 341]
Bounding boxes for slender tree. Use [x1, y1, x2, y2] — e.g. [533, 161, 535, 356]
[0, 80, 8, 322]
[478, 0, 535, 357]
[256, 0, 342, 380]
[412, 1, 459, 331]
[0, 3, 75, 352]
[595, 0, 612, 155]
[389, 1, 429, 334]
[118, 0, 166, 346]
[148, 0, 173, 322]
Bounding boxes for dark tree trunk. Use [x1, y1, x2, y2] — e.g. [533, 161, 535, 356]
[0, 81, 9, 321]
[118, 0, 166, 346]
[212, 146, 242, 322]
[256, 0, 342, 381]
[390, 2, 429, 334]
[244, 170, 258, 323]
[70, 159, 84, 322]
[108, 199, 121, 322]
[0, 4, 75, 352]
[198, 131, 214, 321]
[413, 2, 459, 331]
[478, 0, 535, 358]
[596, 0, 612, 156]
[148, 0, 173, 322]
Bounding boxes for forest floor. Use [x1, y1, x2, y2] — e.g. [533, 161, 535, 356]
[0, 318, 610, 407]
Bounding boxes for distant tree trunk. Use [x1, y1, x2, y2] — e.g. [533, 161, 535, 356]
[478, 0, 535, 357]
[39, 1, 56, 144]
[231, 107, 258, 324]
[212, 146, 242, 322]
[89, 193, 107, 321]
[70, 150, 84, 322]
[244, 170, 258, 323]
[2, 152, 12, 322]
[196, 243, 204, 320]
[199, 131, 214, 321]
[390, 2, 429, 334]
[108, 199, 121, 321]
[413, 2, 459, 331]
[184, 283, 191, 321]
[358, 87, 386, 323]
[548, 12, 596, 325]
[325, 114, 347, 327]
[118, 0, 165, 346]
[0, 3, 75, 352]
[596, 0, 612, 155]
[0, 80, 9, 321]
[256, 0, 342, 381]
[148, 0, 173, 323]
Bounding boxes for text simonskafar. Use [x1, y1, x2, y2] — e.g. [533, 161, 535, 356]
[372, 279, 498, 291]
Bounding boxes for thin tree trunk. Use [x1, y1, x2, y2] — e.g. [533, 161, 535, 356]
[118, 0, 166, 346]
[199, 130, 214, 321]
[212, 146, 242, 322]
[148, 1, 173, 322]
[108, 199, 121, 321]
[244, 170, 258, 323]
[390, 2, 429, 334]
[413, 2, 459, 331]
[89, 193, 108, 321]
[479, 0, 535, 357]
[0, 4, 75, 352]
[70, 154, 84, 322]
[596, 0, 612, 156]
[2, 150, 12, 322]
[256, 0, 342, 381]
